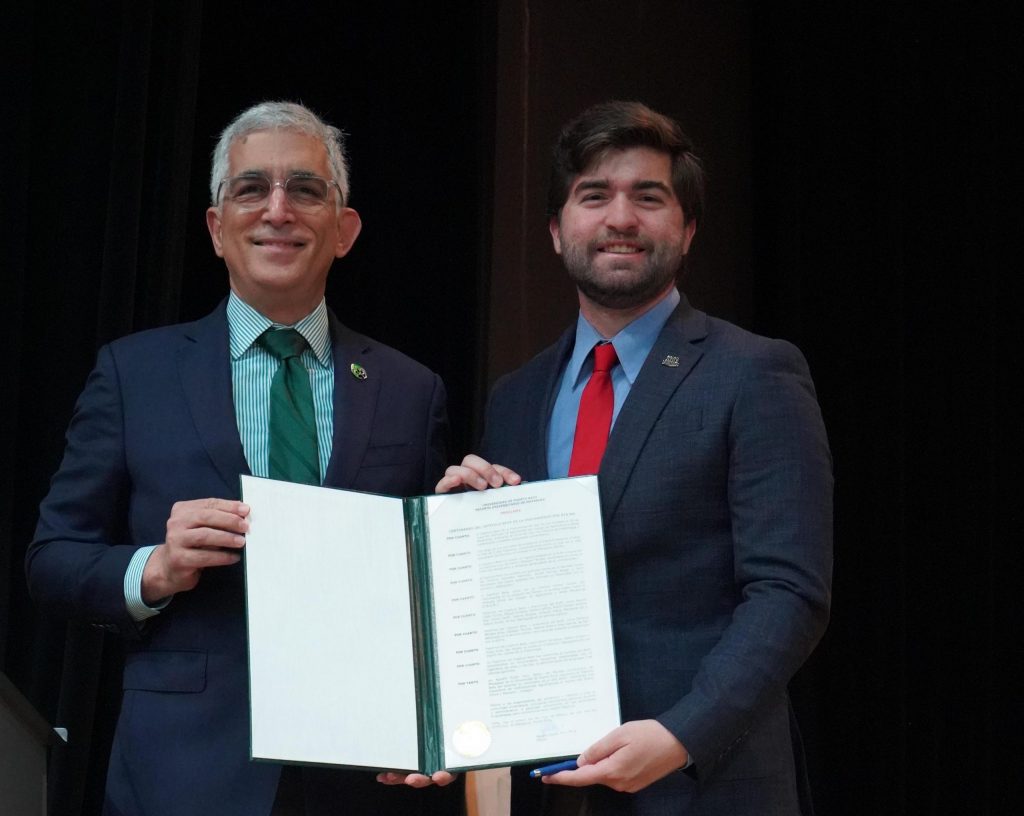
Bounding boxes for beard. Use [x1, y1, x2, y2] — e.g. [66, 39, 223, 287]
[560, 233, 685, 310]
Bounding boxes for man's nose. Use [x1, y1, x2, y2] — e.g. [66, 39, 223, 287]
[604, 195, 639, 231]
[262, 185, 295, 224]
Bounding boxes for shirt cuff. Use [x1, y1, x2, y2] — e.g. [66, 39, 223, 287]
[124, 545, 171, 622]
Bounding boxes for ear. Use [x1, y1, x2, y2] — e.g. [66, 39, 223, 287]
[679, 218, 696, 252]
[206, 207, 225, 257]
[334, 208, 363, 258]
[681, 219, 697, 255]
[548, 216, 563, 255]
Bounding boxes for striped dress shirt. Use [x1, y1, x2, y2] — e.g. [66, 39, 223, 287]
[227, 292, 334, 480]
[124, 293, 335, 620]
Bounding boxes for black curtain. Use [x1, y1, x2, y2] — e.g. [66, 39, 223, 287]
[7, 3, 207, 813]
[3, 2, 1019, 815]
[752, 5, 1020, 813]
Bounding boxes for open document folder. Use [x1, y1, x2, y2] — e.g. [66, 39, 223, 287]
[241, 474, 621, 775]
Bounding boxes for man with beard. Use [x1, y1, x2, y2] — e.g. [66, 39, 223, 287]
[436, 101, 833, 815]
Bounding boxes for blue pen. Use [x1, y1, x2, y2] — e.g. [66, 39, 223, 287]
[529, 759, 578, 778]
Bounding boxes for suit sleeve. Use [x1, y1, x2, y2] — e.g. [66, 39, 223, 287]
[26, 344, 143, 638]
[658, 338, 833, 778]
[422, 371, 451, 491]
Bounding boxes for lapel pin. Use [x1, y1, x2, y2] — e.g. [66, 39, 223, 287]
[661, 355, 680, 368]
[350, 363, 368, 380]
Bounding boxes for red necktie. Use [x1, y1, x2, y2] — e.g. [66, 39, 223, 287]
[568, 343, 619, 476]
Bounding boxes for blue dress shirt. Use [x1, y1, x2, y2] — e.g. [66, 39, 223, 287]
[546, 287, 680, 478]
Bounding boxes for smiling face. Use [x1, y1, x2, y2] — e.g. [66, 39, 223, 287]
[550, 146, 696, 318]
[206, 129, 361, 324]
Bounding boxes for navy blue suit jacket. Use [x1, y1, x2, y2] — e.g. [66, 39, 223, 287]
[27, 301, 460, 816]
[483, 296, 833, 816]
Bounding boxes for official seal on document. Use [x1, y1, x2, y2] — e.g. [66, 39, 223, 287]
[452, 720, 491, 758]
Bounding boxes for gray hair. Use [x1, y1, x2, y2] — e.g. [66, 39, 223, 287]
[209, 101, 351, 206]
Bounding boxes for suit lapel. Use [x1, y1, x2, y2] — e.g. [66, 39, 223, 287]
[598, 301, 707, 524]
[323, 311, 381, 488]
[176, 302, 251, 496]
[525, 328, 576, 481]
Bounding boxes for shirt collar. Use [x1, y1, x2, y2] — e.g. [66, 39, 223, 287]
[226, 292, 332, 367]
[567, 286, 680, 388]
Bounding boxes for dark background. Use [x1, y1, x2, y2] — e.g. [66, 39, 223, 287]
[3, 2, 1020, 814]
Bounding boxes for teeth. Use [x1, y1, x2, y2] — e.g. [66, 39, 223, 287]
[602, 244, 640, 254]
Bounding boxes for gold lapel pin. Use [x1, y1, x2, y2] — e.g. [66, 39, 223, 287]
[350, 363, 368, 380]
[661, 355, 680, 368]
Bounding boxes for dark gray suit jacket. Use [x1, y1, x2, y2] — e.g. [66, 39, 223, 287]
[482, 295, 833, 816]
[27, 300, 461, 816]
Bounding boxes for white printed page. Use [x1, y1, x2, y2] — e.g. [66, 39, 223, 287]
[425, 476, 620, 770]
[242, 476, 421, 771]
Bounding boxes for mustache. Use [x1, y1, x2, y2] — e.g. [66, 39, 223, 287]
[590, 232, 652, 250]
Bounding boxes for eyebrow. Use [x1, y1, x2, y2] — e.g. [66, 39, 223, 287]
[233, 168, 322, 178]
[573, 179, 674, 196]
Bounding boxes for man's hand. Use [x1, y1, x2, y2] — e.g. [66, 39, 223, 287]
[435, 454, 522, 494]
[541, 720, 688, 794]
[141, 498, 250, 603]
[375, 771, 459, 788]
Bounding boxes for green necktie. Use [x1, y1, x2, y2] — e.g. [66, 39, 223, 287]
[259, 328, 320, 485]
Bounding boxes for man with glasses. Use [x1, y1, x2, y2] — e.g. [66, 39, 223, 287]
[27, 101, 460, 816]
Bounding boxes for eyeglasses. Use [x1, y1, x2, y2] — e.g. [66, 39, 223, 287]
[217, 172, 341, 210]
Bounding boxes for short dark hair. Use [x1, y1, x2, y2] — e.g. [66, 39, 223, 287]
[547, 100, 705, 225]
